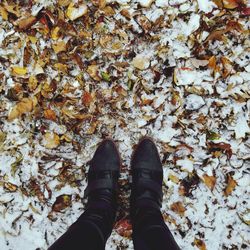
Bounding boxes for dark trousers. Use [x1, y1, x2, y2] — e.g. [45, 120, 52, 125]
[49, 208, 180, 250]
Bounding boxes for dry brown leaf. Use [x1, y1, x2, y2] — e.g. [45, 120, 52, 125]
[16, 15, 37, 30]
[194, 238, 207, 250]
[87, 65, 101, 81]
[224, 174, 237, 196]
[221, 56, 233, 78]
[202, 174, 216, 190]
[170, 201, 186, 216]
[44, 132, 60, 149]
[0, 6, 8, 20]
[52, 41, 67, 54]
[8, 97, 37, 121]
[4, 182, 18, 192]
[44, 109, 57, 121]
[52, 194, 72, 212]
[207, 142, 232, 159]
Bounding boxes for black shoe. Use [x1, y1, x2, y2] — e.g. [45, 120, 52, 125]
[130, 137, 163, 222]
[83, 139, 121, 243]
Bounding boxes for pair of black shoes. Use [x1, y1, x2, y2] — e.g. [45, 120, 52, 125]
[83, 137, 163, 242]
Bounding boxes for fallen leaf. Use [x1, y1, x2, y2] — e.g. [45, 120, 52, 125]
[8, 97, 37, 121]
[66, 3, 88, 21]
[16, 15, 37, 30]
[0, 6, 8, 20]
[87, 65, 101, 81]
[170, 201, 186, 216]
[132, 55, 150, 70]
[44, 109, 57, 121]
[82, 92, 93, 106]
[114, 219, 132, 238]
[224, 174, 237, 196]
[207, 142, 232, 159]
[52, 194, 72, 212]
[194, 238, 207, 250]
[44, 132, 60, 149]
[52, 41, 67, 54]
[202, 174, 216, 190]
[4, 182, 18, 192]
[11, 151, 23, 176]
[223, 0, 238, 9]
[12, 66, 27, 76]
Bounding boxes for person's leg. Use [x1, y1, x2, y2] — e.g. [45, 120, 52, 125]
[48, 139, 121, 250]
[130, 137, 180, 250]
[132, 208, 180, 250]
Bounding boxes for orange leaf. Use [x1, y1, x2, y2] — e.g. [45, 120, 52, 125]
[82, 92, 93, 106]
[194, 238, 207, 250]
[44, 109, 57, 121]
[202, 174, 216, 190]
[224, 174, 237, 196]
[170, 201, 186, 216]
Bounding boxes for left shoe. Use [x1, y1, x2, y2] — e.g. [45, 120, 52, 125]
[82, 139, 121, 243]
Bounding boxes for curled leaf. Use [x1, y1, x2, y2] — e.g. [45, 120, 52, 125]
[4, 182, 18, 192]
[202, 174, 216, 190]
[170, 201, 186, 216]
[11, 151, 23, 176]
[224, 174, 237, 196]
[52, 194, 72, 212]
[8, 97, 37, 121]
[194, 238, 207, 250]
[66, 3, 88, 21]
[44, 132, 60, 149]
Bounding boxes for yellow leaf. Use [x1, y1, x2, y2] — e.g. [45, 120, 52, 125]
[44, 132, 60, 149]
[12, 66, 27, 75]
[0, 6, 8, 20]
[202, 174, 216, 190]
[28, 36, 37, 44]
[194, 238, 207, 250]
[87, 65, 101, 81]
[224, 174, 237, 196]
[54, 63, 68, 73]
[170, 201, 186, 216]
[52, 41, 67, 54]
[8, 97, 37, 121]
[66, 3, 88, 21]
[51, 26, 60, 40]
[28, 75, 38, 91]
[169, 174, 179, 184]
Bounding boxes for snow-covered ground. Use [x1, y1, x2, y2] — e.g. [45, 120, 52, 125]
[0, 0, 249, 249]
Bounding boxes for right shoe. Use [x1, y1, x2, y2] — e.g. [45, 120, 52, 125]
[130, 137, 163, 222]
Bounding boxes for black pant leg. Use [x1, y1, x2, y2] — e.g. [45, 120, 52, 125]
[48, 208, 115, 250]
[132, 209, 180, 250]
[48, 220, 104, 250]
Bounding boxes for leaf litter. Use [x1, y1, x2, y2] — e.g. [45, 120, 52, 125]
[0, 0, 249, 249]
